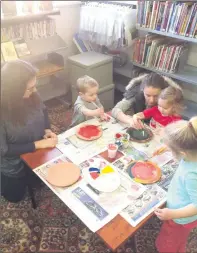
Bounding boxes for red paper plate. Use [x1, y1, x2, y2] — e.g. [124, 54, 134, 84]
[76, 124, 102, 141]
[46, 162, 81, 187]
[128, 161, 161, 184]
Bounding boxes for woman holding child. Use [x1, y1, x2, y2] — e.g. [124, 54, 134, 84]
[1, 60, 57, 203]
[112, 72, 183, 129]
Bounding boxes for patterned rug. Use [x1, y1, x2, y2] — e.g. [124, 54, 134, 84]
[1, 98, 197, 253]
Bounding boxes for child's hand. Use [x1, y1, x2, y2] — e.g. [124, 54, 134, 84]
[94, 108, 104, 117]
[131, 115, 144, 129]
[154, 208, 174, 220]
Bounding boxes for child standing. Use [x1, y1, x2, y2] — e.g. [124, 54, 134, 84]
[155, 117, 197, 253]
[71, 75, 106, 127]
[132, 86, 184, 129]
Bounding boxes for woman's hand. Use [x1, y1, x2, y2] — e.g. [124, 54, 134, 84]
[34, 138, 58, 149]
[154, 208, 174, 220]
[44, 129, 57, 140]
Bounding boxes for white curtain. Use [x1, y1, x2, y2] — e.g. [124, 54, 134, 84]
[79, 2, 137, 48]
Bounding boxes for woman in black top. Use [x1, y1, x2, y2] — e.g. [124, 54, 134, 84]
[1, 60, 57, 202]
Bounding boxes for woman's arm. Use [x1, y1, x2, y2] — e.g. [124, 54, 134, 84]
[112, 98, 134, 120]
[0, 124, 36, 156]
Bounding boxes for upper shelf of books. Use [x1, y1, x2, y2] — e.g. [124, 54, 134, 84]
[137, 27, 197, 44]
[1, 9, 60, 25]
[136, 1, 197, 44]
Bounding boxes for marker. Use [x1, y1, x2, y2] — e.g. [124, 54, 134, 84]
[87, 184, 100, 195]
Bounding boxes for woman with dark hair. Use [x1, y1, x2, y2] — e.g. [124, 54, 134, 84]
[112, 72, 182, 128]
[1, 60, 57, 203]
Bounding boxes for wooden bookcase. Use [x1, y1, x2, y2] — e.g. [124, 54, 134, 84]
[1, 10, 68, 101]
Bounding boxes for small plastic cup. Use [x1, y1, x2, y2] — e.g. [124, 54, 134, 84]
[107, 144, 118, 159]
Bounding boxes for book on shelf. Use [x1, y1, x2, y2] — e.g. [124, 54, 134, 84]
[73, 33, 93, 53]
[1, 41, 18, 62]
[133, 35, 188, 73]
[137, 1, 197, 39]
[1, 18, 56, 41]
[13, 38, 31, 57]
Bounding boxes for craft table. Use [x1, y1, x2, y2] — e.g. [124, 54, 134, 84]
[21, 147, 161, 251]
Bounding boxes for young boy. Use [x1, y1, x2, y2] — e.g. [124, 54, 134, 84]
[71, 75, 106, 127]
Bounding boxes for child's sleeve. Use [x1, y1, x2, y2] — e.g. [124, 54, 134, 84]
[186, 172, 197, 208]
[143, 106, 157, 119]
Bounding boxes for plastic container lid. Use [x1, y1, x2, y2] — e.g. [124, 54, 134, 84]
[68, 51, 113, 68]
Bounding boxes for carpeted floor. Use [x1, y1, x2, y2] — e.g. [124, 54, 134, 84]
[1, 98, 197, 253]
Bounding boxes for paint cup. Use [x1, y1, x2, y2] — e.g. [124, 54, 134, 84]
[107, 144, 118, 159]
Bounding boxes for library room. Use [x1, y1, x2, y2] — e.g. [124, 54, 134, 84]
[1, 1, 197, 253]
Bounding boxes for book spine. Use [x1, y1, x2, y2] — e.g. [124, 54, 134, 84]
[162, 46, 170, 71]
[185, 3, 196, 36]
[177, 4, 187, 35]
[189, 5, 197, 37]
[139, 38, 145, 64]
[137, 0, 140, 26]
[192, 22, 197, 38]
[184, 4, 195, 36]
[175, 3, 185, 34]
[160, 1, 168, 31]
[169, 46, 179, 72]
[145, 1, 150, 28]
[159, 46, 167, 70]
[170, 46, 180, 73]
[153, 2, 160, 30]
[156, 2, 165, 31]
[172, 46, 183, 72]
[173, 3, 182, 34]
[141, 36, 147, 65]
[180, 5, 190, 35]
[149, 1, 156, 29]
[166, 3, 175, 32]
[156, 45, 164, 69]
[147, 1, 153, 28]
[165, 46, 174, 71]
[145, 46, 151, 66]
[169, 3, 178, 33]
[153, 46, 160, 68]
[140, 1, 144, 26]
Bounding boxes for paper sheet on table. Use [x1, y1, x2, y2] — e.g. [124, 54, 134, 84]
[120, 184, 167, 227]
[60, 169, 145, 232]
[56, 118, 128, 164]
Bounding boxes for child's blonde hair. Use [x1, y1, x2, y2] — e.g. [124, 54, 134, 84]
[76, 75, 99, 93]
[159, 86, 184, 114]
[164, 116, 197, 158]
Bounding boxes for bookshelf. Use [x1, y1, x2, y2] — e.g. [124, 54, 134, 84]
[137, 27, 197, 44]
[131, 62, 197, 86]
[1, 9, 68, 102]
[133, 1, 197, 119]
[1, 10, 60, 25]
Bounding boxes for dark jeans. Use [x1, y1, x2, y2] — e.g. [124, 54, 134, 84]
[1, 166, 42, 203]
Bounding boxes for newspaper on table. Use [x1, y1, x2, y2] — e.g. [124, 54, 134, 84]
[35, 118, 178, 230]
[120, 184, 167, 227]
[33, 153, 145, 232]
[157, 159, 179, 191]
[57, 118, 127, 164]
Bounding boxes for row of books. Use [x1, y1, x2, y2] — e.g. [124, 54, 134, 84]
[137, 1, 197, 38]
[1, 19, 56, 42]
[1, 39, 31, 62]
[133, 35, 188, 73]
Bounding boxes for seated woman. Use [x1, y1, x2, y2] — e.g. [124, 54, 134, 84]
[112, 72, 182, 128]
[1, 60, 58, 203]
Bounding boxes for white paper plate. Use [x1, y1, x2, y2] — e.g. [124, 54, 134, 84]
[82, 165, 120, 193]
